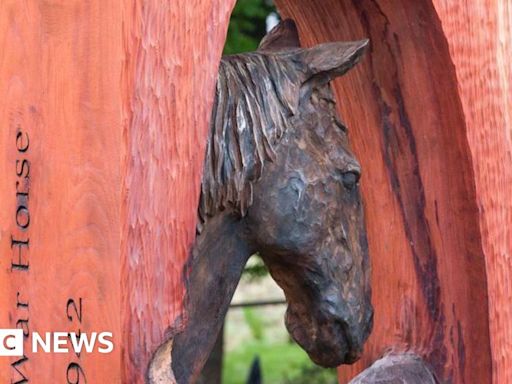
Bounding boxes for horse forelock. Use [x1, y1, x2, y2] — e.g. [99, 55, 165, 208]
[198, 52, 302, 226]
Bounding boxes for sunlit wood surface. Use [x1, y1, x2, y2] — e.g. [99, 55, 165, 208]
[277, 1, 510, 383]
[0, 1, 234, 382]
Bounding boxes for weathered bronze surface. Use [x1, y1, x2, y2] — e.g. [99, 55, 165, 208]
[168, 20, 373, 383]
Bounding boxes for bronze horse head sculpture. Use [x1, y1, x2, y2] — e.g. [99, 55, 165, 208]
[153, 20, 373, 384]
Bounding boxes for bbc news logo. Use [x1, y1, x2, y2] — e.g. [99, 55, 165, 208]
[0, 329, 114, 356]
[0, 330, 23, 356]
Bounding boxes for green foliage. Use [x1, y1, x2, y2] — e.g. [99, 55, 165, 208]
[242, 254, 269, 281]
[224, 0, 276, 55]
[242, 307, 265, 340]
[223, 339, 315, 384]
[283, 365, 338, 384]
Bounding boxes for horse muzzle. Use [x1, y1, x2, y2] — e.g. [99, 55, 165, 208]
[285, 299, 373, 367]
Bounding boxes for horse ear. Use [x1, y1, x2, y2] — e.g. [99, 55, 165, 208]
[301, 40, 369, 81]
[258, 18, 301, 52]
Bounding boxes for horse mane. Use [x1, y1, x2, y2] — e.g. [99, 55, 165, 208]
[198, 51, 304, 224]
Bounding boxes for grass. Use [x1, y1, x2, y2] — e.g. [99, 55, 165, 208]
[223, 338, 315, 384]
[223, 275, 338, 383]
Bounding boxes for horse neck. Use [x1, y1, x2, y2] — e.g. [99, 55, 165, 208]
[171, 212, 252, 384]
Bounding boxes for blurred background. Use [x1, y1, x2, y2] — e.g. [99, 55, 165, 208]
[198, 1, 339, 383]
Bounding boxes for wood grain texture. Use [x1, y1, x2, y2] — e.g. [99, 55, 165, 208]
[0, 1, 234, 383]
[275, 1, 496, 383]
[0, 2, 123, 382]
[430, 2, 512, 382]
[121, 1, 234, 382]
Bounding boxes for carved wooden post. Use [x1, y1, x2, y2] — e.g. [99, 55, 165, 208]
[275, 1, 511, 383]
[0, 1, 234, 383]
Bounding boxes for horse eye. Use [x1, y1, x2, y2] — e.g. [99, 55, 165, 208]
[341, 171, 360, 189]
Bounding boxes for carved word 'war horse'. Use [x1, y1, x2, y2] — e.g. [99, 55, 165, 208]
[149, 20, 373, 384]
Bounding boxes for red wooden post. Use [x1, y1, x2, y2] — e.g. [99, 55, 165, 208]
[276, 1, 511, 383]
[431, 3, 512, 382]
[0, 1, 234, 382]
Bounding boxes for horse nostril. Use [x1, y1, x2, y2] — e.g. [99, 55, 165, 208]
[341, 171, 360, 190]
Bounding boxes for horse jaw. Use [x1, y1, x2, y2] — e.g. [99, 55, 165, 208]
[284, 289, 372, 367]
[264, 253, 372, 368]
